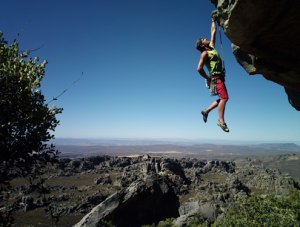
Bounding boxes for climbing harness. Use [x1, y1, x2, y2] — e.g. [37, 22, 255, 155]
[209, 78, 218, 96]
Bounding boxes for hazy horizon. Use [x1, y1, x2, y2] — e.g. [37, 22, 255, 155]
[53, 137, 300, 146]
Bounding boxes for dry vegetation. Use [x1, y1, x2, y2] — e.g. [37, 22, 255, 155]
[3, 168, 121, 226]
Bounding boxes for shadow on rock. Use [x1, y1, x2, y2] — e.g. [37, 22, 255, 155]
[75, 174, 180, 227]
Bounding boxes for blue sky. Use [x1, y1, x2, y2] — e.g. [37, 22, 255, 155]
[1, 0, 299, 144]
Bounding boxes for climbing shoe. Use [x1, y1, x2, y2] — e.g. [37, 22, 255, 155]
[201, 110, 208, 123]
[217, 120, 229, 132]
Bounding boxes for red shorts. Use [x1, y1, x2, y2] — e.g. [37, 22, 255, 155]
[216, 79, 229, 100]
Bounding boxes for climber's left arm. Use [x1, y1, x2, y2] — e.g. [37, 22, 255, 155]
[210, 16, 217, 48]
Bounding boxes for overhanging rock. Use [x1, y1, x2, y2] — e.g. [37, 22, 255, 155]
[214, 0, 300, 110]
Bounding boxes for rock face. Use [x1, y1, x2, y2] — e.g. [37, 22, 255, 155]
[75, 174, 180, 227]
[5, 153, 300, 226]
[214, 0, 300, 110]
[73, 156, 298, 226]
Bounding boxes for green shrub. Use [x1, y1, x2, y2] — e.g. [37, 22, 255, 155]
[98, 218, 114, 227]
[214, 189, 300, 226]
[142, 217, 176, 227]
[189, 212, 208, 227]
[157, 218, 176, 227]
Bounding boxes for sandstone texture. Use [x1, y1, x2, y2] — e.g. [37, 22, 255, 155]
[214, 0, 300, 110]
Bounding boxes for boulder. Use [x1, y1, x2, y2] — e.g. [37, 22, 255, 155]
[174, 202, 217, 226]
[214, 0, 300, 110]
[94, 174, 112, 185]
[21, 196, 34, 212]
[74, 174, 180, 227]
[174, 202, 200, 227]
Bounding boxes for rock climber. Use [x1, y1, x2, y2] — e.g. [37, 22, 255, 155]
[195, 12, 229, 132]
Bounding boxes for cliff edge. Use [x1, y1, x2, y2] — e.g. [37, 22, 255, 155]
[213, 0, 300, 110]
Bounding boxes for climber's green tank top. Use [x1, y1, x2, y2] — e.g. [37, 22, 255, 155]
[205, 48, 223, 75]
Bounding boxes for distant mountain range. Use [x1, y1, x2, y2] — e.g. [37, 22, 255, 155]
[54, 138, 300, 146]
[53, 138, 300, 159]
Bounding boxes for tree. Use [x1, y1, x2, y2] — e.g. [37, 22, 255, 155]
[0, 31, 62, 182]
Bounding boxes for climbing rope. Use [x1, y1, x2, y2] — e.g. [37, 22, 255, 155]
[217, 23, 226, 73]
[47, 72, 84, 104]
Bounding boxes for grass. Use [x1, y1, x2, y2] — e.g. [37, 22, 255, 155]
[47, 173, 99, 187]
[201, 172, 227, 184]
[13, 208, 84, 227]
[4, 170, 121, 226]
[179, 190, 198, 204]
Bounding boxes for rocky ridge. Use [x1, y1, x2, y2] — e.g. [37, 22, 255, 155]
[69, 155, 297, 227]
[4, 154, 299, 226]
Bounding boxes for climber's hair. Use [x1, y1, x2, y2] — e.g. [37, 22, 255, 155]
[195, 38, 206, 52]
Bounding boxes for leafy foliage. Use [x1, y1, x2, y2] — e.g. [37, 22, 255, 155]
[98, 218, 114, 227]
[0, 31, 62, 181]
[141, 218, 176, 227]
[214, 188, 300, 226]
[189, 212, 208, 227]
[157, 218, 176, 227]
